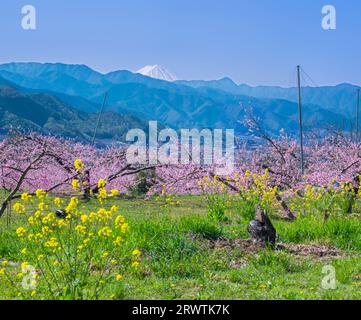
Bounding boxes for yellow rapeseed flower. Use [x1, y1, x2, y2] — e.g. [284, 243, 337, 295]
[97, 208, 112, 220]
[16, 227, 26, 237]
[1, 260, 9, 266]
[75, 224, 87, 235]
[42, 226, 50, 234]
[98, 227, 112, 237]
[13, 203, 26, 214]
[34, 210, 42, 219]
[57, 219, 66, 227]
[72, 179, 81, 191]
[45, 238, 59, 248]
[110, 205, 118, 213]
[20, 262, 29, 270]
[28, 216, 35, 225]
[74, 159, 84, 172]
[35, 189, 46, 200]
[113, 236, 123, 247]
[34, 233, 43, 241]
[38, 202, 48, 211]
[54, 197, 62, 207]
[110, 189, 120, 197]
[98, 179, 107, 189]
[115, 215, 125, 228]
[121, 223, 129, 234]
[65, 197, 78, 213]
[132, 249, 141, 259]
[42, 213, 55, 225]
[97, 188, 108, 203]
[21, 193, 32, 202]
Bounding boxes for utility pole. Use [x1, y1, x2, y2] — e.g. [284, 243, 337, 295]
[357, 88, 360, 141]
[92, 92, 108, 146]
[297, 65, 305, 176]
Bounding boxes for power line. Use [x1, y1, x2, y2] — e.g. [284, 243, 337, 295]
[300, 66, 320, 88]
[357, 88, 360, 141]
[297, 65, 305, 176]
[92, 92, 108, 146]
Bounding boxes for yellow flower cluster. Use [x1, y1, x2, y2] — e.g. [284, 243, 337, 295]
[96, 179, 109, 204]
[237, 170, 278, 209]
[16, 227, 26, 237]
[13, 203, 26, 214]
[131, 249, 141, 269]
[97, 188, 108, 203]
[74, 159, 84, 172]
[110, 189, 120, 197]
[114, 214, 129, 233]
[7, 180, 137, 298]
[44, 237, 60, 249]
[54, 197, 63, 207]
[35, 189, 47, 200]
[98, 179, 106, 189]
[199, 170, 281, 216]
[13, 190, 131, 256]
[65, 197, 78, 214]
[98, 226, 112, 237]
[72, 179, 81, 191]
[157, 186, 180, 209]
[21, 193, 32, 202]
[198, 176, 227, 193]
[2, 159, 143, 299]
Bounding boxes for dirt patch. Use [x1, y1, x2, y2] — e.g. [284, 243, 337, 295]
[208, 238, 343, 258]
[277, 243, 342, 258]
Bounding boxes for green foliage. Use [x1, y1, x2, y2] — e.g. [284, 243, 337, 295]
[2, 195, 361, 300]
[206, 193, 228, 222]
[180, 216, 223, 240]
[276, 215, 361, 250]
[0, 193, 138, 300]
[233, 196, 259, 223]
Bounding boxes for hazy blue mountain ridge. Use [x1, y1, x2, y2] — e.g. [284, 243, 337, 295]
[177, 78, 360, 117]
[0, 77, 147, 144]
[0, 62, 354, 138]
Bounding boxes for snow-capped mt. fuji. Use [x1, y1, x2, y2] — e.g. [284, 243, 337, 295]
[136, 65, 177, 82]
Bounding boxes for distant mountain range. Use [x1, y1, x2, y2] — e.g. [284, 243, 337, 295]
[0, 62, 358, 143]
[176, 78, 359, 117]
[0, 78, 147, 144]
[137, 65, 177, 82]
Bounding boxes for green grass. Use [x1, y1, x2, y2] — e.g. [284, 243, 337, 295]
[1, 195, 361, 300]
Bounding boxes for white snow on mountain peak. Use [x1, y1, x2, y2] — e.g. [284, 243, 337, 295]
[136, 65, 177, 82]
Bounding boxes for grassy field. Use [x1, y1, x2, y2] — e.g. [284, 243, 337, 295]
[1, 194, 361, 300]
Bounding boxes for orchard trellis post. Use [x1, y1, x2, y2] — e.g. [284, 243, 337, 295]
[357, 88, 360, 141]
[297, 65, 305, 176]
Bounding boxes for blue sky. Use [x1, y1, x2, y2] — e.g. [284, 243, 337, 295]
[0, 0, 360, 86]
